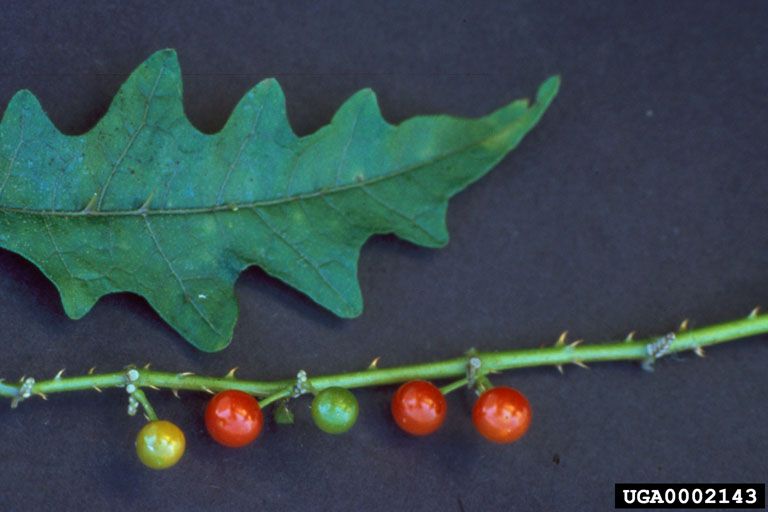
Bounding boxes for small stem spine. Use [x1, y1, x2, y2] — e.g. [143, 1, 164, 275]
[1, 313, 765, 404]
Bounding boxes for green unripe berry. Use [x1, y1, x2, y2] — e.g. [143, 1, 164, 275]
[311, 387, 359, 434]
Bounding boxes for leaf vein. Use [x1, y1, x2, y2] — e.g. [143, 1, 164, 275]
[43, 218, 75, 279]
[0, 115, 25, 201]
[252, 209, 351, 309]
[215, 101, 265, 205]
[335, 104, 362, 186]
[95, 64, 166, 211]
[142, 215, 222, 336]
[360, 187, 440, 244]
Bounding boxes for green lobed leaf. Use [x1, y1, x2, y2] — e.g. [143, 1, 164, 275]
[0, 49, 559, 351]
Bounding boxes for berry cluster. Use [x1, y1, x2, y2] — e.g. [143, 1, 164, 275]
[134, 381, 531, 469]
[3, 311, 762, 470]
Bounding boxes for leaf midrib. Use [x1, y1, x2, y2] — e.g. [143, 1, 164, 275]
[0, 108, 531, 219]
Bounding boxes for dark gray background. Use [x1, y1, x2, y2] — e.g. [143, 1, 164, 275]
[1, 1, 766, 510]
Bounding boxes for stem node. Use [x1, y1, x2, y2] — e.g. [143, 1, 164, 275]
[292, 370, 311, 397]
[10, 377, 35, 408]
[642, 332, 676, 372]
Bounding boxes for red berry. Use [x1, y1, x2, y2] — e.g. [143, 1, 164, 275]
[391, 380, 447, 436]
[472, 386, 531, 443]
[205, 390, 263, 447]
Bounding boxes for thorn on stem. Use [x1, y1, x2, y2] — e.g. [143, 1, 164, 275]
[54, 369, 65, 380]
[138, 191, 155, 213]
[177, 372, 195, 378]
[625, 331, 636, 343]
[568, 339, 583, 349]
[555, 331, 568, 347]
[679, 319, 689, 332]
[572, 359, 590, 370]
[694, 346, 706, 358]
[224, 367, 238, 379]
[82, 193, 98, 213]
[171, 389, 180, 399]
[555, 364, 564, 374]
[367, 357, 381, 370]
[748, 306, 760, 319]
[87, 367, 96, 375]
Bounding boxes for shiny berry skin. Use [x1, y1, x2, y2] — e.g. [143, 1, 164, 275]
[391, 380, 447, 436]
[205, 390, 264, 447]
[472, 386, 531, 444]
[135, 420, 186, 469]
[311, 387, 359, 434]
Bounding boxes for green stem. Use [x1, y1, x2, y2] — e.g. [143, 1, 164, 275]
[474, 375, 494, 394]
[132, 389, 158, 421]
[439, 377, 469, 395]
[258, 388, 292, 409]
[1, 312, 765, 403]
